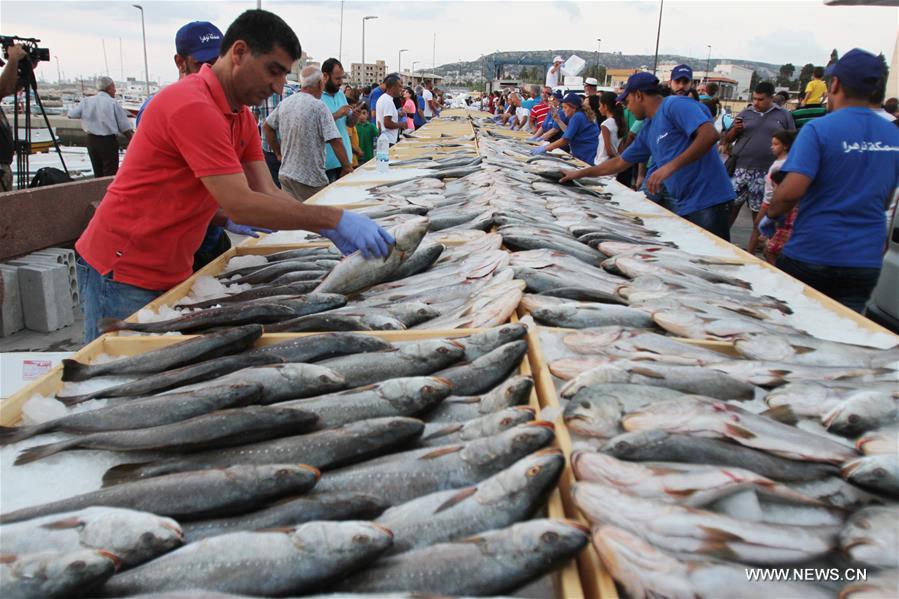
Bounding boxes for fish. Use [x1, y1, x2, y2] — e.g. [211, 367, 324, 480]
[59, 325, 263, 381]
[375, 448, 564, 554]
[56, 353, 281, 406]
[99, 295, 347, 334]
[220, 260, 335, 285]
[312, 422, 555, 506]
[734, 333, 899, 369]
[418, 407, 536, 447]
[562, 383, 687, 439]
[0, 383, 263, 445]
[244, 332, 394, 363]
[424, 375, 534, 422]
[332, 519, 588, 595]
[856, 423, 899, 455]
[821, 391, 898, 437]
[601, 430, 839, 482]
[521, 296, 655, 329]
[383, 243, 445, 282]
[571, 451, 824, 508]
[269, 270, 330, 286]
[433, 340, 528, 396]
[708, 359, 888, 387]
[0, 464, 320, 525]
[180, 493, 389, 543]
[314, 217, 429, 295]
[786, 475, 878, 511]
[841, 454, 899, 498]
[278, 377, 451, 429]
[317, 338, 464, 388]
[170, 363, 346, 405]
[558, 362, 757, 400]
[839, 505, 899, 568]
[14, 405, 316, 466]
[621, 397, 859, 465]
[592, 524, 833, 599]
[98, 521, 393, 597]
[102, 417, 423, 485]
[0, 507, 182, 568]
[265, 311, 406, 332]
[839, 570, 899, 599]
[173, 283, 320, 310]
[453, 323, 527, 361]
[1, 549, 119, 599]
[562, 327, 730, 366]
[573, 482, 837, 564]
[708, 487, 845, 527]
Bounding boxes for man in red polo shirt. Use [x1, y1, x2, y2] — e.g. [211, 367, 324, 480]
[75, 9, 393, 342]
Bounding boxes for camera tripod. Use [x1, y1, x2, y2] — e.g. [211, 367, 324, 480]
[11, 58, 68, 189]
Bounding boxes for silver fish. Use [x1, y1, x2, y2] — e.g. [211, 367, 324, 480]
[1, 549, 118, 599]
[418, 407, 535, 447]
[434, 340, 528, 396]
[318, 338, 464, 388]
[839, 505, 899, 568]
[842, 454, 899, 498]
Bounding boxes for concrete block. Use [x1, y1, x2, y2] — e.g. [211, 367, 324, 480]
[17, 263, 75, 332]
[33, 248, 76, 266]
[0, 265, 25, 337]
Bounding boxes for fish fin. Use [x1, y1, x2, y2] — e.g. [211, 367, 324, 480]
[699, 540, 743, 562]
[791, 345, 816, 355]
[698, 525, 745, 543]
[0, 423, 50, 445]
[14, 439, 78, 465]
[434, 487, 477, 513]
[629, 366, 665, 379]
[760, 405, 797, 425]
[724, 423, 757, 440]
[98, 317, 129, 333]
[60, 359, 93, 382]
[423, 424, 464, 440]
[40, 516, 84, 530]
[419, 446, 464, 459]
[102, 462, 150, 487]
[55, 393, 97, 407]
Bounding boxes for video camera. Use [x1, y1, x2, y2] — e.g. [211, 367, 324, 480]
[0, 35, 51, 69]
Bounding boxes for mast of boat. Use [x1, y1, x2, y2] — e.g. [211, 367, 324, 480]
[102, 39, 110, 75]
[119, 37, 125, 81]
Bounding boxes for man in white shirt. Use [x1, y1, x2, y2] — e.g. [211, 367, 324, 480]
[67, 76, 133, 177]
[376, 74, 404, 145]
[422, 80, 435, 121]
[545, 56, 563, 88]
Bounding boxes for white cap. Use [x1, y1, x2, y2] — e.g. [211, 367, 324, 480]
[584, 77, 599, 86]
[553, 55, 563, 63]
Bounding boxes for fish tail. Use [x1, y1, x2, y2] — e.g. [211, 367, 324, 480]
[56, 393, 98, 407]
[14, 439, 78, 465]
[60, 359, 95, 382]
[98, 317, 130, 333]
[102, 462, 150, 487]
[0, 423, 52, 445]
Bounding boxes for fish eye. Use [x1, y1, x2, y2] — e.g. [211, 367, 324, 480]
[140, 532, 156, 544]
[423, 386, 434, 393]
[873, 468, 886, 478]
[580, 401, 591, 409]
[541, 531, 559, 543]
[70, 560, 86, 571]
[501, 417, 513, 425]
[847, 414, 859, 424]
[527, 465, 542, 477]
[615, 442, 628, 450]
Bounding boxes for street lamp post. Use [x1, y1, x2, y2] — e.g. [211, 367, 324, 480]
[652, 0, 664, 74]
[54, 55, 61, 84]
[361, 15, 378, 86]
[132, 4, 150, 96]
[398, 49, 408, 80]
[595, 38, 601, 73]
[412, 61, 420, 85]
[705, 44, 712, 85]
[338, 0, 344, 63]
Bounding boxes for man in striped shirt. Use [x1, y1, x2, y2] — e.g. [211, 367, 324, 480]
[529, 86, 552, 131]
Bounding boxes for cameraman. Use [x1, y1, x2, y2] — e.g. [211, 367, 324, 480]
[0, 44, 26, 191]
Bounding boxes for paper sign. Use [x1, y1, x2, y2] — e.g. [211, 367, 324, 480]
[22, 360, 53, 380]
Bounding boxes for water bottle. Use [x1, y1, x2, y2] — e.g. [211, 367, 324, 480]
[376, 132, 390, 173]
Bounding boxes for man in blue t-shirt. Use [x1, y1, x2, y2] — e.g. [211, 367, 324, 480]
[320, 58, 354, 183]
[561, 72, 735, 239]
[765, 48, 899, 312]
[530, 93, 598, 165]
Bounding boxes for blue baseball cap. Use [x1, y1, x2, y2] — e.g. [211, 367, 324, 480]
[825, 48, 884, 93]
[552, 90, 564, 100]
[616, 72, 660, 102]
[671, 64, 693, 82]
[562, 92, 582, 108]
[176, 21, 223, 63]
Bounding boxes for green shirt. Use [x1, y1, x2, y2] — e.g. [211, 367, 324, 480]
[356, 122, 379, 162]
[624, 108, 637, 131]
[791, 105, 827, 130]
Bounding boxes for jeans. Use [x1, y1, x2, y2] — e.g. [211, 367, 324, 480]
[326, 167, 342, 183]
[263, 150, 281, 188]
[776, 254, 881, 313]
[683, 201, 733, 242]
[76, 257, 162, 343]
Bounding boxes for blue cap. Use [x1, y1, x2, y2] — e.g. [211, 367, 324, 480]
[552, 90, 564, 100]
[671, 64, 693, 82]
[825, 48, 883, 93]
[562, 92, 582, 108]
[616, 72, 660, 102]
[176, 21, 223, 63]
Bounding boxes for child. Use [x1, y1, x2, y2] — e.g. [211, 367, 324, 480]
[346, 110, 362, 168]
[749, 129, 797, 260]
[355, 104, 379, 164]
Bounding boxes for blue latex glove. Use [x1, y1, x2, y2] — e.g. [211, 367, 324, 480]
[528, 135, 541, 142]
[224, 219, 274, 238]
[321, 211, 395, 258]
[530, 145, 547, 156]
[757, 214, 783, 238]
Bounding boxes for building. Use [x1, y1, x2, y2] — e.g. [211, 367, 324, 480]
[714, 64, 754, 100]
[654, 62, 753, 100]
[351, 60, 387, 86]
[399, 71, 444, 87]
[605, 68, 642, 88]
[289, 52, 319, 81]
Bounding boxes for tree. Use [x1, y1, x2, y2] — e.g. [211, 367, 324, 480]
[798, 63, 815, 93]
[827, 49, 839, 67]
[777, 63, 796, 87]
[750, 70, 761, 92]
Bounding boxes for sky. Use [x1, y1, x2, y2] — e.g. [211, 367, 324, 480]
[2, 0, 896, 85]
